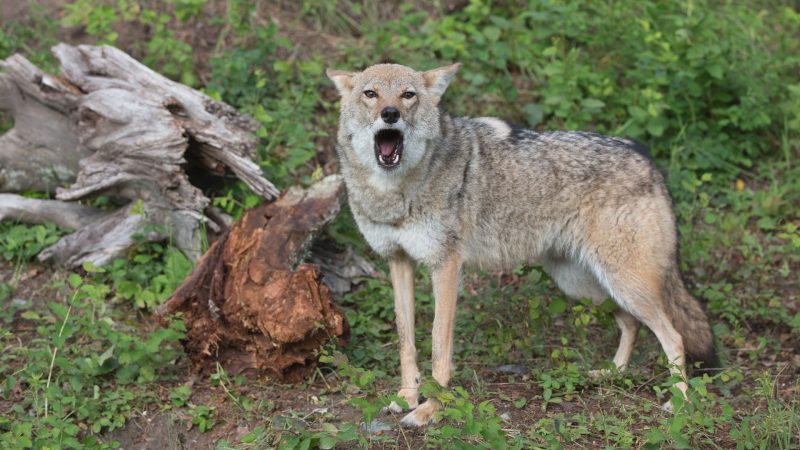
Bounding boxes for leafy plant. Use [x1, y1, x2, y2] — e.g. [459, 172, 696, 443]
[0, 223, 64, 262]
[188, 405, 216, 432]
[104, 242, 193, 311]
[0, 267, 185, 448]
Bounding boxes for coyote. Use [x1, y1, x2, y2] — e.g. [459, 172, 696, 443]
[327, 63, 717, 426]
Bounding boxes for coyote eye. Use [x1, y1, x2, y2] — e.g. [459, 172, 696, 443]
[363, 90, 377, 98]
[401, 91, 416, 99]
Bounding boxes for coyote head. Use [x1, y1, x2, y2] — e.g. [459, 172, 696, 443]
[327, 63, 459, 175]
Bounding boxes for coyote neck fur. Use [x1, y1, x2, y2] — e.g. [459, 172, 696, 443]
[339, 114, 463, 227]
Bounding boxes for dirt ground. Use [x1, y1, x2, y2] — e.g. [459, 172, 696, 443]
[3, 259, 798, 449]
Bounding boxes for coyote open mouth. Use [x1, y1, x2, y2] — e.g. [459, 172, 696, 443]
[374, 129, 403, 168]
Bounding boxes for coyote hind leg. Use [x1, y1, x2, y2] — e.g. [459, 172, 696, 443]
[589, 259, 689, 410]
[542, 258, 640, 377]
[610, 309, 641, 371]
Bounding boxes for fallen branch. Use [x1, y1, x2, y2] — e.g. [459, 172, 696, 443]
[0, 194, 110, 230]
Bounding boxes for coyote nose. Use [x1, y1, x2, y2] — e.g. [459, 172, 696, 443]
[381, 107, 400, 124]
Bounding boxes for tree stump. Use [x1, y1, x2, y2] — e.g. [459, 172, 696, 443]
[156, 175, 350, 382]
[0, 44, 278, 267]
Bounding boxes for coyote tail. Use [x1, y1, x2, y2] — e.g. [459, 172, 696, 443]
[663, 267, 720, 373]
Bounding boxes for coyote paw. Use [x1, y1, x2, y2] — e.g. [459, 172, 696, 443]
[400, 399, 440, 427]
[382, 388, 419, 415]
[383, 401, 404, 414]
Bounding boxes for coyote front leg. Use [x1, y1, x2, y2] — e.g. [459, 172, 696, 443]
[401, 254, 461, 427]
[386, 254, 420, 414]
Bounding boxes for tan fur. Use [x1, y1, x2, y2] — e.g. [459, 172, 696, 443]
[388, 254, 420, 410]
[328, 63, 718, 425]
[400, 397, 441, 427]
[612, 310, 641, 370]
[431, 253, 462, 387]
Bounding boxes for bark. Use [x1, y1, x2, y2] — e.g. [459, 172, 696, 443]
[0, 44, 277, 267]
[155, 175, 349, 382]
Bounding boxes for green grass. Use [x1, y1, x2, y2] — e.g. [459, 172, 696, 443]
[1, 0, 798, 448]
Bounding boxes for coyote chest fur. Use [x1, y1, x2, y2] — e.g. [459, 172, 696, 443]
[327, 63, 717, 427]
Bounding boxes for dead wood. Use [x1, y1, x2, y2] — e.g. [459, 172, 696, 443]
[311, 239, 377, 296]
[155, 175, 349, 382]
[0, 194, 111, 230]
[0, 44, 278, 267]
[0, 54, 85, 193]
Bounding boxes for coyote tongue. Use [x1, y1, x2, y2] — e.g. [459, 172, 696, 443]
[379, 140, 396, 157]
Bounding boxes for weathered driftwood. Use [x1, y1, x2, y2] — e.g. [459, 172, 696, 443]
[0, 54, 85, 193]
[311, 239, 377, 296]
[155, 175, 349, 382]
[0, 194, 110, 230]
[0, 44, 278, 267]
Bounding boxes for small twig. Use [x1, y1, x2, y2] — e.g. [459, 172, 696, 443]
[44, 297, 74, 418]
[214, 362, 244, 411]
[314, 367, 333, 391]
[397, 416, 412, 450]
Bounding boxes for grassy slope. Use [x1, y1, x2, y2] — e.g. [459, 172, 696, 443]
[1, 1, 798, 448]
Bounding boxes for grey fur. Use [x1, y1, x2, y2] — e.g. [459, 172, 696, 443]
[329, 64, 717, 416]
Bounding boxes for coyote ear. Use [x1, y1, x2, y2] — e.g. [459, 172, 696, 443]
[423, 63, 461, 102]
[326, 69, 356, 97]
